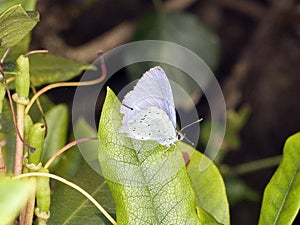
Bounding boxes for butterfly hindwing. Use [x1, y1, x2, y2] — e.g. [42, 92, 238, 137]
[119, 106, 177, 147]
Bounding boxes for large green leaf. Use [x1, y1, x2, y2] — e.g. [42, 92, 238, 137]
[98, 87, 200, 224]
[0, 4, 39, 50]
[183, 143, 230, 225]
[28, 53, 91, 86]
[258, 132, 300, 225]
[0, 177, 34, 225]
[48, 162, 115, 225]
[41, 104, 68, 170]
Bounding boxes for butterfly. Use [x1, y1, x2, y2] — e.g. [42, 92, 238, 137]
[118, 66, 181, 147]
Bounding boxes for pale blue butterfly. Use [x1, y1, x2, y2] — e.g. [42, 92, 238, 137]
[118, 66, 180, 147]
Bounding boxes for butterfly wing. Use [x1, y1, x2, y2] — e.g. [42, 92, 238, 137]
[120, 66, 176, 128]
[119, 106, 177, 147]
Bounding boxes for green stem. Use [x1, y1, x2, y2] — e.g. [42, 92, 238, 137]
[231, 155, 282, 175]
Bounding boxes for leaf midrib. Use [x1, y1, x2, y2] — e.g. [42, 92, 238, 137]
[272, 161, 299, 224]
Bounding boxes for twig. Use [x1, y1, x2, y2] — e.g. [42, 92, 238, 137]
[44, 137, 97, 169]
[223, 155, 282, 175]
[43, 0, 197, 62]
[44, 21, 136, 62]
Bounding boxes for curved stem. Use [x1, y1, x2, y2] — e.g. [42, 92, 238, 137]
[44, 137, 98, 169]
[25, 55, 107, 115]
[14, 173, 117, 225]
[24, 50, 48, 57]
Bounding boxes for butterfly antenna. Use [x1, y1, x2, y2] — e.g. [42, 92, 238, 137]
[177, 132, 195, 146]
[180, 118, 203, 132]
[185, 137, 195, 146]
[122, 103, 133, 110]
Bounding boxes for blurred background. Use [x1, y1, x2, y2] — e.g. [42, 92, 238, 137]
[31, 0, 300, 224]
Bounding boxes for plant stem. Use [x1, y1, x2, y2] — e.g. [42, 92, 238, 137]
[25, 54, 107, 115]
[14, 103, 25, 175]
[44, 137, 97, 169]
[231, 155, 282, 175]
[14, 173, 118, 225]
[19, 177, 36, 225]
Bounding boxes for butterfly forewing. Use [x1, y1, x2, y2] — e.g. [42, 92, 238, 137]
[121, 66, 176, 128]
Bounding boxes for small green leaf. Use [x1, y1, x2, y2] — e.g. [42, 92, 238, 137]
[54, 118, 97, 179]
[98, 87, 200, 224]
[4, 32, 31, 60]
[0, 100, 15, 174]
[0, 1, 37, 59]
[258, 132, 300, 225]
[28, 53, 91, 86]
[0, 177, 34, 225]
[183, 143, 230, 225]
[48, 162, 115, 225]
[0, 4, 39, 50]
[41, 104, 68, 169]
[200, 105, 250, 163]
